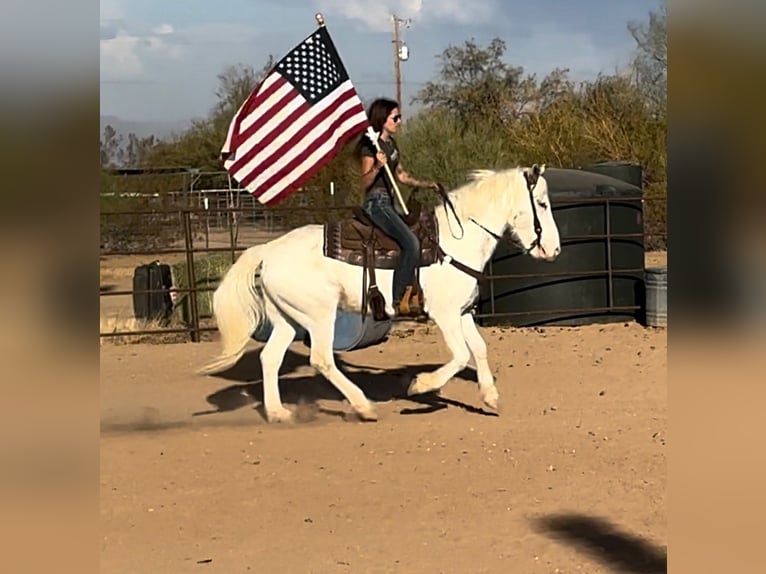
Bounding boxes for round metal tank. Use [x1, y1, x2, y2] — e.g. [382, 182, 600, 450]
[476, 167, 645, 327]
[643, 266, 667, 327]
[253, 310, 391, 352]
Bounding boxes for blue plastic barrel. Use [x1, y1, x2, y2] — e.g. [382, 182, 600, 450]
[252, 309, 392, 351]
[644, 266, 667, 327]
[331, 310, 392, 351]
[252, 318, 307, 342]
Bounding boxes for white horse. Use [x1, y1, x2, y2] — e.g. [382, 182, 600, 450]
[199, 164, 561, 422]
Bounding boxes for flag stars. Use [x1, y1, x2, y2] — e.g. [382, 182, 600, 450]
[276, 32, 346, 102]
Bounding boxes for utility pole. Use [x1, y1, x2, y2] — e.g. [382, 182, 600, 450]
[391, 14, 410, 114]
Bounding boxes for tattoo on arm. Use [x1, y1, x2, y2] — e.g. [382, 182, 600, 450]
[397, 164, 422, 187]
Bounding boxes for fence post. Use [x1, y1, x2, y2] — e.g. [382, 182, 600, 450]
[182, 209, 201, 342]
[227, 206, 236, 264]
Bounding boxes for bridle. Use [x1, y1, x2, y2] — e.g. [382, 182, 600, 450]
[520, 167, 544, 254]
[437, 166, 544, 255]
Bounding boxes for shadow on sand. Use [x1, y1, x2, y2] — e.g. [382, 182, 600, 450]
[192, 347, 498, 421]
[532, 513, 666, 574]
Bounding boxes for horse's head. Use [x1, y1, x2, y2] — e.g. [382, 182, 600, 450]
[507, 164, 561, 261]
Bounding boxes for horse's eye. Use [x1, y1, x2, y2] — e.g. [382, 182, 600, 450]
[537, 200, 548, 209]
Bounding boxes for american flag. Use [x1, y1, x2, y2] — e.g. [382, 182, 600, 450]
[220, 25, 369, 205]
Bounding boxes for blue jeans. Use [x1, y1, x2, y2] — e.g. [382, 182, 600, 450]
[362, 191, 420, 303]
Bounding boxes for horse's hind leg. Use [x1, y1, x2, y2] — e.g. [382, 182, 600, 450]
[264, 293, 378, 422]
[306, 315, 378, 421]
[460, 313, 499, 410]
[260, 298, 297, 423]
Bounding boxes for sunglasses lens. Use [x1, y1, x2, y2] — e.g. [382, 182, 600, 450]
[393, 114, 401, 122]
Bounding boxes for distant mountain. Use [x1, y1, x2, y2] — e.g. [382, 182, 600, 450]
[100, 115, 193, 140]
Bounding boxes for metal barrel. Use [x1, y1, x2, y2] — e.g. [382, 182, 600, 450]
[644, 266, 667, 327]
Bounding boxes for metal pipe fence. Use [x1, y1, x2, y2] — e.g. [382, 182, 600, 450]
[100, 196, 666, 341]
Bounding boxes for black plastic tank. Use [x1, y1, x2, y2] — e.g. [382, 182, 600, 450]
[580, 160, 644, 189]
[476, 167, 645, 327]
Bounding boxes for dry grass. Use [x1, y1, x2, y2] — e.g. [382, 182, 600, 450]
[100, 313, 195, 345]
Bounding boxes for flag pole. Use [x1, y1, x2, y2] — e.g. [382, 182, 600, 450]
[365, 127, 409, 215]
[315, 13, 325, 27]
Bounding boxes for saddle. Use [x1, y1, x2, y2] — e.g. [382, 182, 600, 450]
[323, 197, 440, 321]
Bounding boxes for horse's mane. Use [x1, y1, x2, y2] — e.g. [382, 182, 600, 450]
[440, 167, 526, 220]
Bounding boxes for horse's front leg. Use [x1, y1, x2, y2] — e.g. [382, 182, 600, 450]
[460, 313, 499, 410]
[407, 311, 470, 396]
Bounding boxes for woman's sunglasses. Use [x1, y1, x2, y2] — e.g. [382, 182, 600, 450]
[392, 114, 402, 122]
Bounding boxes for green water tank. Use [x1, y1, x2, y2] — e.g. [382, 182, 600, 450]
[476, 167, 645, 327]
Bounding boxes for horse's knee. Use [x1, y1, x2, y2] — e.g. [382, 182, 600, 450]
[309, 353, 333, 376]
[453, 347, 471, 370]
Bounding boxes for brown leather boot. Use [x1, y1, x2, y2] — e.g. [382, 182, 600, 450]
[395, 285, 423, 317]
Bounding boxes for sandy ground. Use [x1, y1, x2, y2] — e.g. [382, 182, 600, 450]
[100, 320, 666, 573]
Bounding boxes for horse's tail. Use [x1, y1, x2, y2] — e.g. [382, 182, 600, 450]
[197, 244, 268, 375]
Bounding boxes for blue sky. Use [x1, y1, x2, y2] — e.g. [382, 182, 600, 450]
[100, 0, 662, 123]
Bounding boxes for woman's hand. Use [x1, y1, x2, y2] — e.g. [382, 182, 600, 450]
[375, 151, 387, 167]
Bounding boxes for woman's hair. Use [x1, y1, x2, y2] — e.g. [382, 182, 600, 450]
[354, 97, 399, 158]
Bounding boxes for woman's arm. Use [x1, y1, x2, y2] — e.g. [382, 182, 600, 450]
[396, 163, 437, 189]
[360, 151, 387, 189]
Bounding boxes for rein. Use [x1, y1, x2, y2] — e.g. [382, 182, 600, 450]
[432, 168, 544, 282]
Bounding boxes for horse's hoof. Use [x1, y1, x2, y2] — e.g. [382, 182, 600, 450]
[266, 407, 294, 423]
[353, 402, 378, 422]
[407, 373, 436, 396]
[480, 386, 500, 411]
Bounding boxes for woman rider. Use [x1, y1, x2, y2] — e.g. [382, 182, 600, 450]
[356, 98, 439, 317]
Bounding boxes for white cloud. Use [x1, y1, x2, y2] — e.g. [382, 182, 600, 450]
[100, 33, 144, 78]
[101, 31, 184, 80]
[428, 0, 493, 24]
[153, 24, 175, 36]
[314, 0, 494, 32]
[172, 23, 262, 46]
[100, 1, 183, 80]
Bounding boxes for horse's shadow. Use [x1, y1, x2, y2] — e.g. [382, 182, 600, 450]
[194, 347, 497, 420]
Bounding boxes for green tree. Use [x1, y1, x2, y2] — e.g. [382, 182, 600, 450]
[413, 37, 571, 125]
[124, 133, 158, 166]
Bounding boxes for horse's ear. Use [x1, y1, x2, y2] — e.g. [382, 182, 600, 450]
[531, 163, 545, 176]
[539, 163, 546, 175]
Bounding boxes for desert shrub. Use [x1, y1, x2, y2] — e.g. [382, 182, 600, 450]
[171, 252, 235, 323]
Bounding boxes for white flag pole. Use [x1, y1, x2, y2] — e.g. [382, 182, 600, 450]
[365, 126, 409, 215]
